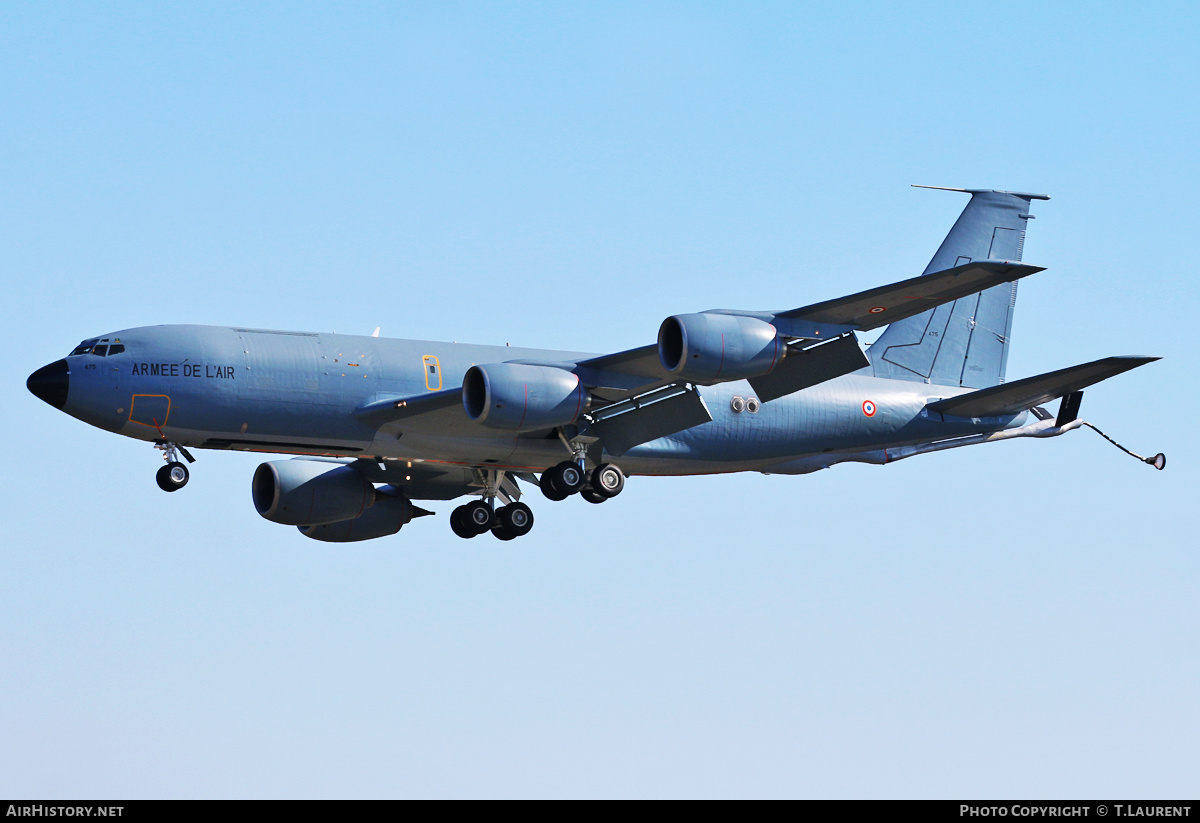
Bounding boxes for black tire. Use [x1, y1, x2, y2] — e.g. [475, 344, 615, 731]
[590, 463, 624, 498]
[581, 488, 606, 504]
[156, 461, 189, 492]
[540, 471, 568, 501]
[491, 524, 517, 541]
[498, 501, 534, 536]
[450, 505, 477, 539]
[551, 461, 587, 495]
[463, 500, 494, 535]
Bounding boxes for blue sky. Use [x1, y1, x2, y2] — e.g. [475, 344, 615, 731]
[2, 2, 1196, 798]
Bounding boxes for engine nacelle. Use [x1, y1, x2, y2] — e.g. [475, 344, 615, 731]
[297, 491, 415, 542]
[657, 313, 782, 384]
[252, 459, 375, 526]
[463, 363, 587, 432]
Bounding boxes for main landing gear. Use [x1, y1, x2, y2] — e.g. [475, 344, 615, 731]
[450, 468, 536, 541]
[540, 429, 625, 507]
[448, 459, 626, 541]
[541, 460, 625, 504]
[153, 440, 196, 493]
[450, 499, 534, 541]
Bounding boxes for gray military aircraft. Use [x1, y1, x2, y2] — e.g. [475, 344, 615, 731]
[27, 187, 1164, 542]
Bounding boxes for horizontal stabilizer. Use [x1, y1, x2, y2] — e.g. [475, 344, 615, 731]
[775, 260, 1043, 334]
[748, 334, 869, 402]
[926, 356, 1159, 418]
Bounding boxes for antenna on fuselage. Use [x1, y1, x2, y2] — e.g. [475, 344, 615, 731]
[371, 327, 380, 338]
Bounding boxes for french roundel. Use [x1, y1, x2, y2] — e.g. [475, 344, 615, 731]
[862, 400, 877, 417]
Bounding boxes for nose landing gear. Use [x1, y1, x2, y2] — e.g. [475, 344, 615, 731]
[156, 461, 190, 492]
[153, 440, 196, 492]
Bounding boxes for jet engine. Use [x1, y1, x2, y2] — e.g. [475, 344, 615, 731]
[297, 490, 416, 542]
[463, 363, 587, 432]
[657, 313, 781, 383]
[252, 459, 375, 526]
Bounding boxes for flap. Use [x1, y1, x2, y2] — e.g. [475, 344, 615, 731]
[748, 334, 870, 402]
[587, 384, 712, 455]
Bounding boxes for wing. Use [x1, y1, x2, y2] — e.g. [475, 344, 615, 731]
[573, 260, 1043, 401]
[356, 260, 1044, 453]
[354, 388, 462, 428]
[771, 260, 1043, 333]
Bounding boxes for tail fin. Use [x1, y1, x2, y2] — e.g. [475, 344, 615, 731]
[869, 187, 1050, 388]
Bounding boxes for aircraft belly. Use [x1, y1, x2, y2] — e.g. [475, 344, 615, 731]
[380, 432, 523, 467]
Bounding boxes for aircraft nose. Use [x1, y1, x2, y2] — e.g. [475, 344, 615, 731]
[27, 359, 69, 410]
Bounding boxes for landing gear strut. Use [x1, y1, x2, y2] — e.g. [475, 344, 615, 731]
[153, 440, 195, 492]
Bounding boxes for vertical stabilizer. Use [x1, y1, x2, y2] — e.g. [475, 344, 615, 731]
[869, 187, 1049, 388]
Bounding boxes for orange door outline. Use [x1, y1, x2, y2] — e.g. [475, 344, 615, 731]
[129, 394, 172, 428]
[422, 356, 442, 391]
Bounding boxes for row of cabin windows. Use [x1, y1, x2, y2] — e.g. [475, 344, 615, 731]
[70, 338, 126, 357]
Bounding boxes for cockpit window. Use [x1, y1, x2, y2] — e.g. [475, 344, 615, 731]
[69, 337, 123, 356]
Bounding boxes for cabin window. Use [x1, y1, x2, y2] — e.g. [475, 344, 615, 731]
[109, 344, 125, 355]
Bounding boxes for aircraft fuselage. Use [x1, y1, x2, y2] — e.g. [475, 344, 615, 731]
[41, 324, 1025, 482]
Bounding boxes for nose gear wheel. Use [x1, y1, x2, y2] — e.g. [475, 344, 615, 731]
[153, 440, 195, 492]
[156, 462, 189, 492]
